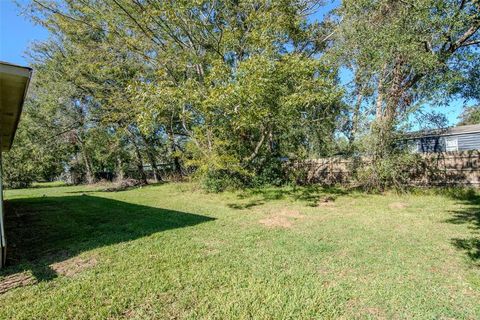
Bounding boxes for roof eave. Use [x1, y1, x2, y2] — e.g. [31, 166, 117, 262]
[0, 62, 33, 151]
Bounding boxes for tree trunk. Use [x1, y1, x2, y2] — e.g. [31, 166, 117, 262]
[348, 91, 363, 152]
[375, 65, 387, 120]
[82, 150, 95, 184]
[372, 72, 387, 159]
[373, 60, 405, 158]
[167, 129, 182, 175]
[140, 134, 161, 183]
[116, 156, 124, 181]
[129, 135, 148, 184]
[77, 134, 95, 184]
[147, 152, 160, 183]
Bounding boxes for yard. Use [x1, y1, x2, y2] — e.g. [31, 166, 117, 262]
[0, 182, 479, 319]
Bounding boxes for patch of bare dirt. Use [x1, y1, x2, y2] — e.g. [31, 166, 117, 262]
[317, 201, 335, 207]
[50, 256, 98, 277]
[259, 209, 305, 228]
[316, 196, 336, 207]
[0, 272, 36, 294]
[389, 202, 408, 209]
[259, 216, 293, 228]
[278, 209, 305, 219]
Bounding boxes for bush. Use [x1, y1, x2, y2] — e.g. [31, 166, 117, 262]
[201, 169, 246, 192]
[199, 158, 291, 192]
[355, 152, 422, 192]
[3, 149, 37, 189]
[250, 159, 285, 187]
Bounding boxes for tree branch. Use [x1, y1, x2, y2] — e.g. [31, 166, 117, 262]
[243, 130, 267, 164]
[451, 23, 480, 52]
[461, 39, 480, 46]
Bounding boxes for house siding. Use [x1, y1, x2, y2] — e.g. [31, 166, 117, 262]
[412, 131, 480, 153]
[457, 132, 480, 151]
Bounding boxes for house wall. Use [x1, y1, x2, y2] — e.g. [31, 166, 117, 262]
[456, 132, 480, 151]
[412, 132, 480, 153]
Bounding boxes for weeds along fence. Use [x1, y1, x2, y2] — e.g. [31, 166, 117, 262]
[294, 151, 480, 187]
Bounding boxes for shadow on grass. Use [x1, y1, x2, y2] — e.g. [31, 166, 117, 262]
[1, 195, 214, 284]
[228, 185, 351, 209]
[443, 188, 480, 265]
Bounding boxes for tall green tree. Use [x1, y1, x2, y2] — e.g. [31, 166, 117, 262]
[331, 0, 480, 156]
[22, 0, 344, 189]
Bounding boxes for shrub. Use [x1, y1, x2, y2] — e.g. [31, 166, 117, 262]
[355, 152, 422, 192]
[250, 159, 285, 187]
[3, 149, 37, 189]
[201, 169, 246, 192]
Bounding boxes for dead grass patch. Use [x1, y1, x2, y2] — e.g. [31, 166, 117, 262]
[259, 216, 293, 228]
[317, 201, 336, 208]
[0, 272, 36, 294]
[344, 298, 387, 319]
[316, 196, 336, 207]
[259, 209, 305, 228]
[117, 293, 183, 319]
[278, 209, 305, 219]
[389, 202, 408, 209]
[118, 302, 156, 320]
[50, 255, 98, 277]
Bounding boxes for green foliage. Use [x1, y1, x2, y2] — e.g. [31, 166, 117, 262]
[355, 152, 423, 192]
[3, 97, 74, 188]
[201, 169, 246, 193]
[3, 131, 38, 189]
[14, 0, 344, 189]
[182, 53, 342, 185]
[250, 158, 286, 187]
[459, 105, 480, 125]
[330, 0, 480, 156]
[6, 0, 478, 191]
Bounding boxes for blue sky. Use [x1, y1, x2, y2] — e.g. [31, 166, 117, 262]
[0, 1, 48, 65]
[0, 0, 466, 125]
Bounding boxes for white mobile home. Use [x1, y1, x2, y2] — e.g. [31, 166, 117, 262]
[0, 61, 32, 268]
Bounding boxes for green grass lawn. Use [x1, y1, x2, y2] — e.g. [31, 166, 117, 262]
[0, 183, 479, 319]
